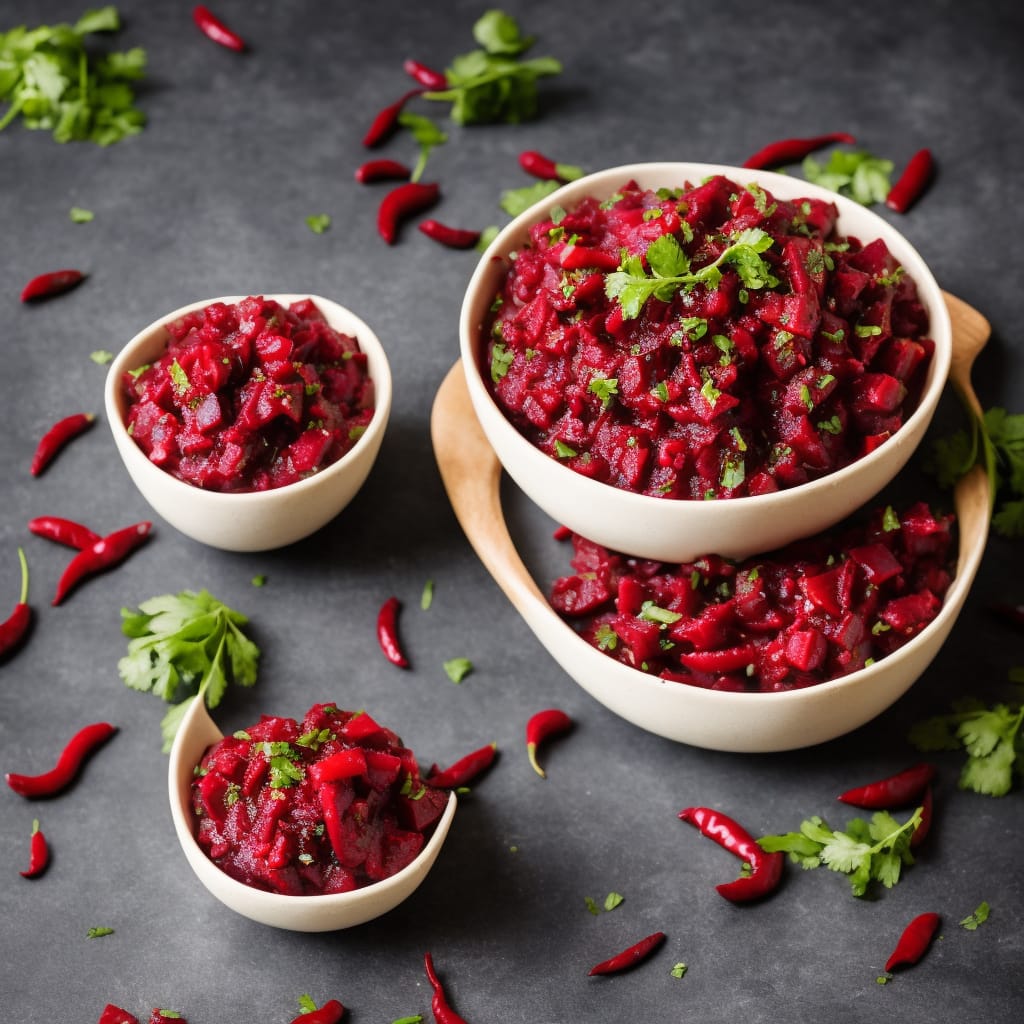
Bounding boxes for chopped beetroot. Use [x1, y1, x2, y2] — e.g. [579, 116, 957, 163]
[122, 297, 375, 493]
[550, 502, 955, 692]
[485, 177, 933, 499]
[190, 702, 443, 895]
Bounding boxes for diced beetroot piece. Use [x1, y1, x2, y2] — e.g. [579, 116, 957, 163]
[880, 591, 942, 636]
[98, 1006, 140, 1024]
[753, 289, 822, 339]
[363, 749, 403, 791]
[245, 714, 299, 743]
[380, 828, 426, 877]
[849, 373, 906, 414]
[398, 784, 449, 833]
[549, 571, 614, 616]
[784, 628, 828, 671]
[669, 601, 735, 648]
[849, 543, 903, 584]
[878, 337, 927, 382]
[676, 643, 758, 674]
[196, 770, 232, 826]
[829, 266, 872, 316]
[340, 712, 385, 743]
[310, 748, 368, 786]
[613, 614, 665, 665]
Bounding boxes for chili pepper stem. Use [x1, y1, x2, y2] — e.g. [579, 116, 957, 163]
[16, 547, 28, 605]
[527, 741, 546, 778]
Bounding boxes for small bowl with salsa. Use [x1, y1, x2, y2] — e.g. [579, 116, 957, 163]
[105, 294, 391, 552]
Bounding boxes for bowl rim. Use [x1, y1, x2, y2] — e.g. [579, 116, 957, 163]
[458, 160, 952, 515]
[104, 292, 392, 505]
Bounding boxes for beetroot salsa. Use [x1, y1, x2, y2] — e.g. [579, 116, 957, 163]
[484, 176, 934, 499]
[550, 503, 954, 691]
[191, 702, 449, 896]
[122, 296, 375, 492]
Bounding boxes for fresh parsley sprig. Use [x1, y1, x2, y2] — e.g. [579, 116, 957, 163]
[758, 807, 922, 897]
[604, 229, 777, 320]
[118, 589, 260, 751]
[802, 150, 893, 206]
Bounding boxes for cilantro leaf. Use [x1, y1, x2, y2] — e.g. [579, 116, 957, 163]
[959, 901, 990, 930]
[305, 213, 331, 234]
[397, 110, 447, 182]
[802, 150, 894, 206]
[473, 10, 534, 55]
[500, 180, 560, 217]
[443, 656, 473, 683]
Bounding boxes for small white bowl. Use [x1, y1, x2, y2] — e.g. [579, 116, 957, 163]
[459, 162, 952, 562]
[105, 294, 392, 552]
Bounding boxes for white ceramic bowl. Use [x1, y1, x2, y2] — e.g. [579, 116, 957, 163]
[105, 294, 391, 552]
[459, 162, 952, 562]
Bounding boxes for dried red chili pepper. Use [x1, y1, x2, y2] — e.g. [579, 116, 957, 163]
[355, 158, 412, 184]
[741, 132, 857, 169]
[884, 911, 941, 971]
[526, 708, 573, 778]
[376, 595, 409, 668]
[377, 181, 440, 244]
[52, 521, 152, 606]
[988, 602, 1024, 629]
[518, 149, 582, 182]
[30, 412, 95, 476]
[910, 785, 933, 849]
[427, 742, 498, 789]
[28, 515, 101, 550]
[0, 547, 31, 658]
[588, 931, 666, 976]
[6, 721, 117, 798]
[678, 805, 784, 903]
[403, 58, 448, 90]
[418, 219, 481, 249]
[287, 999, 344, 1024]
[98, 1006, 139, 1024]
[192, 5, 246, 52]
[20, 819, 50, 878]
[837, 763, 936, 808]
[424, 952, 470, 1024]
[885, 148, 934, 213]
[20, 269, 85, 303]
[362, 88, 422, 148]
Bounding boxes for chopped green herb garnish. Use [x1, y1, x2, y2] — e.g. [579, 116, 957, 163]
[671, 962, 688, 979]
[959, 901, 991, 930]
[89, 349, 113, 364]
[882, 506, 901, 532]
[490, 341, 514, 383]
[168, 359, 190, 395]
[639, 601, 682, 626]
[421, 578, 434, 611]
[70, 206, 94, 222]
[443, 657, 473, 683]
[603, 891, 624, 911]
[305, 213, 331, 234]
[594, 623, 618, 651]
[802, 150, 894, 206]
[584, 895, 600, 915]
[554, 439, 577, 458]
[297, 995, 318, 1014]
[87, 926, 115, 938]
[251, 574, 267, 587]
[588, 374, 619, 408]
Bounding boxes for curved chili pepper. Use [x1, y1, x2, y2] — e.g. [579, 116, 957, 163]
[192, 5, 246, 52]
[52, 521, 152, 606]
[287, 999, 344, 1024]
[424, 952, 470, 1024]
[377, 182, 440, 244]
[741, 132, 857, 169]
[376, 596, 409, 668]
[355, 158, 412, 184]
[403, 58, 447, 90]
[427, 742, 497, 789]
[518, 150, 582, 182]
[6, 721, 117, 798]
[20, 819, 50, 878]
[28, 515, 101, 550]
[30, 412, 95, 476]
[678, 805, 784, 903]
[0, 547, 31, 658]
[910, 785, 933, 849]
[588, 931, 666, 976]
[884, 911, 941, 971]
[885, 148, 934, 213]
[418, 219, 481, 249]
[362, 88, 422, 148]
[837, 762, 936, 808]
[526, 708, 573, 778]
[20, 269, 85, 303]
[98, 1005, 139, 1024]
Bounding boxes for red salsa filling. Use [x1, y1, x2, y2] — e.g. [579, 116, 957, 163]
[122, 296, 375, 493]
[191, 702, 449, 896]
[484, 176, 934, 499]
[550, 503, 954, 691]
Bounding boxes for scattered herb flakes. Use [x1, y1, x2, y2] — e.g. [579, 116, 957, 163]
[251, 574, 267, 587]
[443, 656, 473, 683]
[670, 962, 688, 980]
[584, 896, 600, 916]
[801, 150, 894, 206]
[392, 1017, 424, 1024]
[603, 891, 624, 911]
[89, 349, 114, 365]
[296, 995, 318, 1014]
[960, 901, 991, 931]
[305, 213, 331, 234]
[70, 206, 94, 222]
[86, 926, 114, 938]
[421, 578, 434, 610]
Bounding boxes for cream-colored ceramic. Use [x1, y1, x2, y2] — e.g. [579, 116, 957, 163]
[105, 294, 391, 552]
[459, 162, 952, 562]
[167, 696, 457, 931]
[432, 292, 990, 752]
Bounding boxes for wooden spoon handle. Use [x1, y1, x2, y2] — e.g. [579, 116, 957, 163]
[942, 290, 990, 422]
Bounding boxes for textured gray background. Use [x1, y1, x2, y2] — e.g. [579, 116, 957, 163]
[1, 1, 1022, 1021]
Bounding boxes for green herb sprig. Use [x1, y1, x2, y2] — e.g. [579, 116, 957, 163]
[801, 150, 893, 206]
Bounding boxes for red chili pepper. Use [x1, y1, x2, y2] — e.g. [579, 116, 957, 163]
[362, 88, 422, 148]
[518, 150, 581, 182]
[418, 219, 481, 249]
[910, 785, 933, 849]
[52, 521, 152, 606]
[0, 547, 31, 659]
[588, 931, 666, 976]
[885, 148, 934, 213]
[28, 515, 102, 550]
[287, 999, 344, 1024]
[20, 819, 50, 878]
[526, 708, 573, 778]
[403, 58, 448, 90]
[98, 1006, 139, 1024]
[20, 269, 85, 303]
[6, 721, 117, 798]
[192, 5, 246, 52]
[376, 595, 409, 668]
[427, 742, 498, 789]
[678, 805, 784, 903]
[355, 158, 412, 184]
[424, 952, 470, 1024]
[30, 412, 95, 476]
[377, 182, 440, 244]
[552, 525, 572, 541]
[884, 911, 941, 971]
[837, 762, 936, 808]
[741, 132, 857, 169]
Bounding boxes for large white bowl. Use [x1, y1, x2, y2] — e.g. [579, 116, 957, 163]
[105, 294, 391, 552]
[459, 162, 952, 562]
